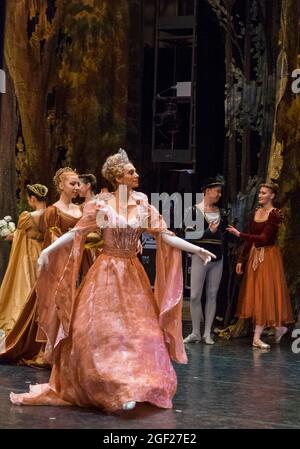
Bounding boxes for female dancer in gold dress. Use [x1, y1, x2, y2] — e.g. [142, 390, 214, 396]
[0, 184, 47, 336]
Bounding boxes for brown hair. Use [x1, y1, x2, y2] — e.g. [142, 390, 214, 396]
[26, 184, 48, 201]
[79, 174, 97, 193]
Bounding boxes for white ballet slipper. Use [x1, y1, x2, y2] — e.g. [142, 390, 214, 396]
[122, 401, 136, 411]
[183, 333, 201, 344]
[252, 340, 271, 349]
[203, 335, 215, 345]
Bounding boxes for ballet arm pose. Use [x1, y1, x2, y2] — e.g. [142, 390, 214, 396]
[226, 222, 278, 243]
[161, 233, 216, 265]
[37, 228, 216, 273]
[37, 229, 76, 274]
[37, 226, 216, 275]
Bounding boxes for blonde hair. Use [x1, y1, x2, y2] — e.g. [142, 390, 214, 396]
[260, 182, 279, 196]
[101, 149, 130, 189]
[53, 167, 77, 192]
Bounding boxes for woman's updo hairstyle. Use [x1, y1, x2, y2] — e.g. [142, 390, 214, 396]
[101, 148, 130, 189]
[26, 184, 48, 201]
[53, 167, 77, 192]
[79, 174, 97, 193]
[260, 181, 279, 197]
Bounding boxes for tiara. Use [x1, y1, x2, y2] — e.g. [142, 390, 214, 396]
[115, 148, 129, 165]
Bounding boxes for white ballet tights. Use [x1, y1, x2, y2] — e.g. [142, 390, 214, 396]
[189, 255, 223, 338]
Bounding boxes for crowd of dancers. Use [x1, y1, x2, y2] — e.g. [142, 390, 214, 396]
[0, 149, 294, 413]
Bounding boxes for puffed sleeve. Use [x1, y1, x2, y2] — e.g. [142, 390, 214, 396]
[17, 211, 32, 231]
[140, 197, 187, 364]
[36, 199, 108, 363]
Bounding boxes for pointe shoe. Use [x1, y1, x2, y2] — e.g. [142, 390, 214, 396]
[203, 335, 215, 345]
[275, 326, 288, 344]
[252, 340, 270, 349]
[183, 333, 201, 344]
[122, 401, 136, 411]
[10, 392, 22, 405]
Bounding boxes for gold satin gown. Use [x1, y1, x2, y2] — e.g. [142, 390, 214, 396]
[0, 211, 44, 335]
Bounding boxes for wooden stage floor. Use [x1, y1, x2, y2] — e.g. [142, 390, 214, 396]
[0, 329, 299, 429]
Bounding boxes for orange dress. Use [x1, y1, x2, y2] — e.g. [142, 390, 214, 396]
[0, 207, 80, 362]
[10, 192, 186, 412]
[236, 208, 294, 327]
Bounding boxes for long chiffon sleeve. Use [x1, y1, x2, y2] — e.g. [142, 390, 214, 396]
[145, 201, 187, 364]
[36, 201, 101, 362]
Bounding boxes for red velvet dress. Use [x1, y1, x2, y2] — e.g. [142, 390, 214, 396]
[236, 208, 294, 327]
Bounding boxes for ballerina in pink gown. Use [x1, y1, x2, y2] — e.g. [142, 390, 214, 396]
[10, 150, 215, 412]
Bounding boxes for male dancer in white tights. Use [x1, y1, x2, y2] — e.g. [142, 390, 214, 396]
[184, 177, 226, 345]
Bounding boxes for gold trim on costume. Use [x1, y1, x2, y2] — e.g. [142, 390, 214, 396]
[252, 247, 265, 271]
[193, 240, 222, 245]
[252, 245, 275, 271]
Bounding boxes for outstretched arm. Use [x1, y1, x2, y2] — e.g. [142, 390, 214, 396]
[146, 203, 216, 265]
[161, 233, 216, 265]
[227, 210, 281, 245]
[37, 229, 75, 273]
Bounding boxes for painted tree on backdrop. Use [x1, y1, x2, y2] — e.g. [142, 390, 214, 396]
[0, 0, 129, 215]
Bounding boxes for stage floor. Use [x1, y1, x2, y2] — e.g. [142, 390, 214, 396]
[0, 335, 299, 429]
